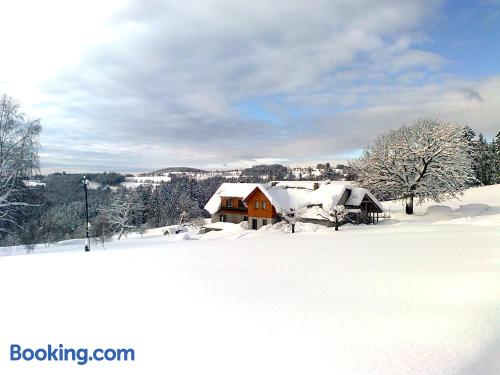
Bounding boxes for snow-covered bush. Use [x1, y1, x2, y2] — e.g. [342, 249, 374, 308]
[279, 207, 307, 233]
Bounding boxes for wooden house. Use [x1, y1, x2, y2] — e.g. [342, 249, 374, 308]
[204, 181, 384, 230]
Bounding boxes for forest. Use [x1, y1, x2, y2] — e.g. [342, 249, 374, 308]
[1, 163, 352, 247]
[1, 93, 499, 248]
[0, 174, 230, 248]
[4, 123, 498, 249]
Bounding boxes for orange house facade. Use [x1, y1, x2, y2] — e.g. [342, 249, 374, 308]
[204, 183, 280, 230]
[244, 187, 279, 230]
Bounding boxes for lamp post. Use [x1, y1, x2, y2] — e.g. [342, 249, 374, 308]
[82, 176, 90, 252]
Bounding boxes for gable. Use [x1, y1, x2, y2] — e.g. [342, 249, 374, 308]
[245, 187, 272, 206]
[338, 188, 351, 205]
[204, 183, 263, 214]
[245, 187, 275, 218]
[345, 188, 384, 212]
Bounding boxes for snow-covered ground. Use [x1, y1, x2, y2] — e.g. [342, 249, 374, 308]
[1, 185, 499, 374]
[120, 175, 172, 188]
[22, 179, 47, 187]
[120, 169, 242, 188]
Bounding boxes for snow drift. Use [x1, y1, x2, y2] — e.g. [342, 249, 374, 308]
[0, 184, 499, 375]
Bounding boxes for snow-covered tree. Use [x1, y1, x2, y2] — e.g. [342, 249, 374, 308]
[474, 133, 497, 185]
[279, 207, 306, 233]
[494, 131, 500, 183]
[0, 94, 41, 231]
[462, 127, 499, 186]
[318, 205, 347, 231]
[98, 190, 144, 239]
[318, 162, 339, 180]
[189, 216, 207, 230]
[350, 119, 475, 214]
[177, 192, 201, 225]
[91, 213, 114, 248]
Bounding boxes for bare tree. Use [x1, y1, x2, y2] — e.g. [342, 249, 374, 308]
[318, 205, 347, 231]
[0, 94, 41, 231]
[350, 119, 475, 214]
[98, 190, 144, 240]
[91, 214, 114, 248]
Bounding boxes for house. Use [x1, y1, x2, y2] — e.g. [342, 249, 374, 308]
[204, 180, 384, 230]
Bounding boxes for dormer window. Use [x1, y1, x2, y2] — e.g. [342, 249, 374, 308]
[226, 198, 233, 208]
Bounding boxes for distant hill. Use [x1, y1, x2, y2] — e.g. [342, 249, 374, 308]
[140, 167, 208, 176]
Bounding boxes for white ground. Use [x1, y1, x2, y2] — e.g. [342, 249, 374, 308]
[1, 185, 499, 374]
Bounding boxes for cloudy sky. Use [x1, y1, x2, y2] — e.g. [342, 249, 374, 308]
[1, 0, 499, 172]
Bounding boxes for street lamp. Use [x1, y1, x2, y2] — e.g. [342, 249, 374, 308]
[82, 176, 90, 252]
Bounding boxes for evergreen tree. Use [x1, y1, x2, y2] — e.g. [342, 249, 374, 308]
[320, 162, 340, 180]
[474, 133, 496, 185]
[493, 130, 500, 183]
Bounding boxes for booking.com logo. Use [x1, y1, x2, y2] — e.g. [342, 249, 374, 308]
[10, 344, 135, 365]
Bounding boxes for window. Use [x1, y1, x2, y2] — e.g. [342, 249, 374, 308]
[220, 214, 226, 222]
[262, 201, 267, 209]
[226, 198, 232, 208]
[255, 201, 259, 209]
[262, 219, 267, 226]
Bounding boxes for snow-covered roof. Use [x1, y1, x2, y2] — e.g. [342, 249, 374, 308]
[272, 181, 319, 190]
[204, 183, 265, 214]
[300, 205, 330, 220]
[345, 188, 384, 212]
[245, 181, 353, 213]
[205, 181, 384, 215]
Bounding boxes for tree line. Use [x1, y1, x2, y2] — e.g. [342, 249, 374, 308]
[1, 94, 499, 247]
[464, 127, 500, 186]
[0, 173, 231, 248]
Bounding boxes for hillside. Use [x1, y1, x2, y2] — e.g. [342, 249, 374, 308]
[372, 184, 500, 233]
[140, 166, 208, 176]
[1, 185, 499, 374]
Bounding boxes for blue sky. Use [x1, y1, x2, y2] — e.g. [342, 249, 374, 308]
[426, 0, 500, 78]
[0, 0, 499, 172]
[237, 0, 500, 135]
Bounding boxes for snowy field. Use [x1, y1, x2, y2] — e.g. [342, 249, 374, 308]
[0, 185, 499, 374]
[120, 175, 172, 188]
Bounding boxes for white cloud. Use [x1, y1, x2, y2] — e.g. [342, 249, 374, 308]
[1, 0, 499, 172]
